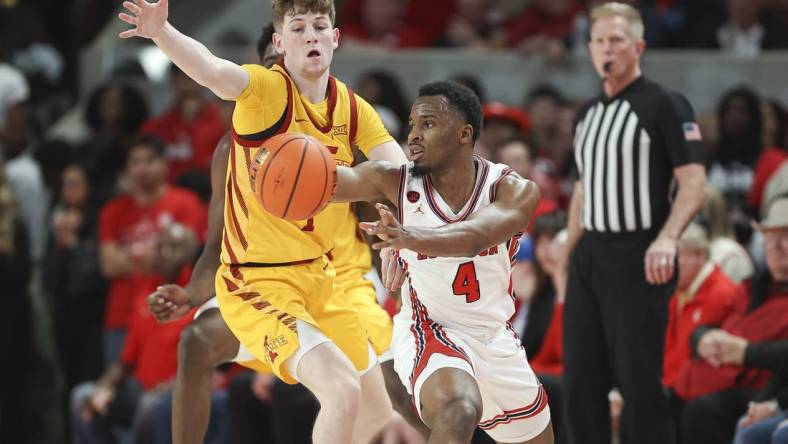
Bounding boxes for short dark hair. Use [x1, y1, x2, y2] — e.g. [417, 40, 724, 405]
[256, 23, 276, 61]
[526, 84, 565, 107]
[125, 135, 166, 163]
[417, 81, 483, 144]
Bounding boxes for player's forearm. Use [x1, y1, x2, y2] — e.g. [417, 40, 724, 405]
[153, 22, 246, 100]
[184, 243, 221, 307]
[658, 172, 706, 241]
[401, 222, 513, 258]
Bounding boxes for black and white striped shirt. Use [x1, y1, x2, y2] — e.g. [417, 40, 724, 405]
[573, 77, 704, 234]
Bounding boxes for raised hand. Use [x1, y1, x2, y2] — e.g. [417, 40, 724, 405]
[118, 0, 169, 39]
[147, 284, 192, 323]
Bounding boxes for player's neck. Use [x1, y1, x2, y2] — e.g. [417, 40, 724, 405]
[286, 63, 331, 104]
[429, 155, 478, 213]
[604, 67, 641, 97]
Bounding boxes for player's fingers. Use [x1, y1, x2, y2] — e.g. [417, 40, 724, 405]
[391, 263, 406, 291]
[118, 13, 138, 25]
[359, 221, 378, 233]
[385, 253, 397, 289]
[122, 1, 142, 15]
[132, 0, 149, 8]
[371, 240, 392, 250]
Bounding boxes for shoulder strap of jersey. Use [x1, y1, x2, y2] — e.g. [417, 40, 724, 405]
[231, 68, 293, 147]
[347, 87, 359, 146]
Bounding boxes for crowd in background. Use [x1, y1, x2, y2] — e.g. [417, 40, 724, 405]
[0, 0, 787, 443]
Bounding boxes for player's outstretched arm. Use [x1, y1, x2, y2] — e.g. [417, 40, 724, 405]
[362, 175, 540, 257]
[118, 0, 248, 99]
[148, 134, 231, 322]
[333, 161, 402, 204]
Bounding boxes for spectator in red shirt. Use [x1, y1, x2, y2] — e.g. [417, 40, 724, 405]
[69, 291, 196, 444]
[98, 136, 204, 365]
[663, 222, 739, 391]
[678, 198, 788, 444]
[504, 0, 584, 61]
[140, 65, 226, 183]
[339, 0, 455, 48]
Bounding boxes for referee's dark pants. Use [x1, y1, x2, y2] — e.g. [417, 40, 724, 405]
[563, 232, 676, 444]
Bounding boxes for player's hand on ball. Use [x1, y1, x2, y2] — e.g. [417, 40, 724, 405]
[147, 284, 191, 323]
[360, 203, 409, 250]
[118, 0, 169, 39]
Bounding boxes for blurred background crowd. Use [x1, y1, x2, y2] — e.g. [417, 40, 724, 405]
[0, 0, 787, 443]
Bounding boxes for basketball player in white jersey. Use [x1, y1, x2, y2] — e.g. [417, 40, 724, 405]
[331, 81, 553, 444]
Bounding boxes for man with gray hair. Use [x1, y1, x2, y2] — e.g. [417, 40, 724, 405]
[562, 3, 706, 443]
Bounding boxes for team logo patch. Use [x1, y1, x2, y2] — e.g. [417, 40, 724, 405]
[683, 122, 702, 141]
[407, 191, 420, 203]
[332, 124, 348, 136]
[263, 334, 288, 364]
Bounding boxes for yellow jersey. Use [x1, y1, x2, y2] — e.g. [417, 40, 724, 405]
[333, 206, 373, 288]
[222, 64, 393, 265]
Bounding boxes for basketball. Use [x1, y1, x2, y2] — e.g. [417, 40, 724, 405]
[249, 133, 337, 221]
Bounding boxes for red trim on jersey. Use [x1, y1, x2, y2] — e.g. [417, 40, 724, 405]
[478, 384, 549, 430]
[230, 145, 249, 218]
[397, 165, 407, 223]
[243, 146, 251, 171]
[223, 231, 239, 264]
[229, 264, 244, 281]
[226, 173, 248, 250]
[231, 70, 293, 147]
[222, 275, 239, 292]
[489, 167, 515, 202]
[407, 277, 473, 395]
[423, 157, 489, 223]
[348, 87, 359, 144]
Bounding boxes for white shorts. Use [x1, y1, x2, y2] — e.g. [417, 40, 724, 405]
[392, 316, 551, 443]
[196, 297, 379, 377]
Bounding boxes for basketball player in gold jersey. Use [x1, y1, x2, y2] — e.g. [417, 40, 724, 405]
[146, 24, 416, 444]
[119, 1, 408, 442]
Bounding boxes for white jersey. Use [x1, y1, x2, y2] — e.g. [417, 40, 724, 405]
[395, 156, 521, 335]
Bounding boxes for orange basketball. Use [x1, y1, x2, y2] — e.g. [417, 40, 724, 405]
[249, 133, 337, 221]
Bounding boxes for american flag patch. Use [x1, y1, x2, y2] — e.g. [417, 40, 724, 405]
[683, 122, 702, 141]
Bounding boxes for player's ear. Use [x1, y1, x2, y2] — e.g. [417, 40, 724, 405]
[273, 32, 285, 55]
[333, 28, 340, 50]
[460, 124, 473, 145]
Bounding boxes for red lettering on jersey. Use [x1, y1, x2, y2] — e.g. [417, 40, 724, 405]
[263, 335, 279, 364]
[325, 145, 339, 154]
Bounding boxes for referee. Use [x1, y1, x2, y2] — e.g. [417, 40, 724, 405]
[562, 3, 706, 444]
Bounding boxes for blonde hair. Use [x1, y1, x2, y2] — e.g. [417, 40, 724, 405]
[590, 2, 644, 41]
[272, 0, 336, 32]
[701, 187, 735, 239]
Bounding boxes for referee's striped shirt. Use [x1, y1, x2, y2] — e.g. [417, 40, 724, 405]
[573, 77, 704, 234]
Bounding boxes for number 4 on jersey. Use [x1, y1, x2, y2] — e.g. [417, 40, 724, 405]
[453, 262, 480, 303]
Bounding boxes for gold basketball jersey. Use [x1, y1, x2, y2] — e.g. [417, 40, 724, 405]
[222, 64, 393, 264]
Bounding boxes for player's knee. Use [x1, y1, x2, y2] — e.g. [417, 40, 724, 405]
[424, 396, 481, 432]
[313, 366, 362, 416]
[178, 323, 215, 368]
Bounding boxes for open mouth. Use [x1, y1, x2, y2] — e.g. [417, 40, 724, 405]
[409, 145, 424, 161]
[307, 50, 321, 58]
